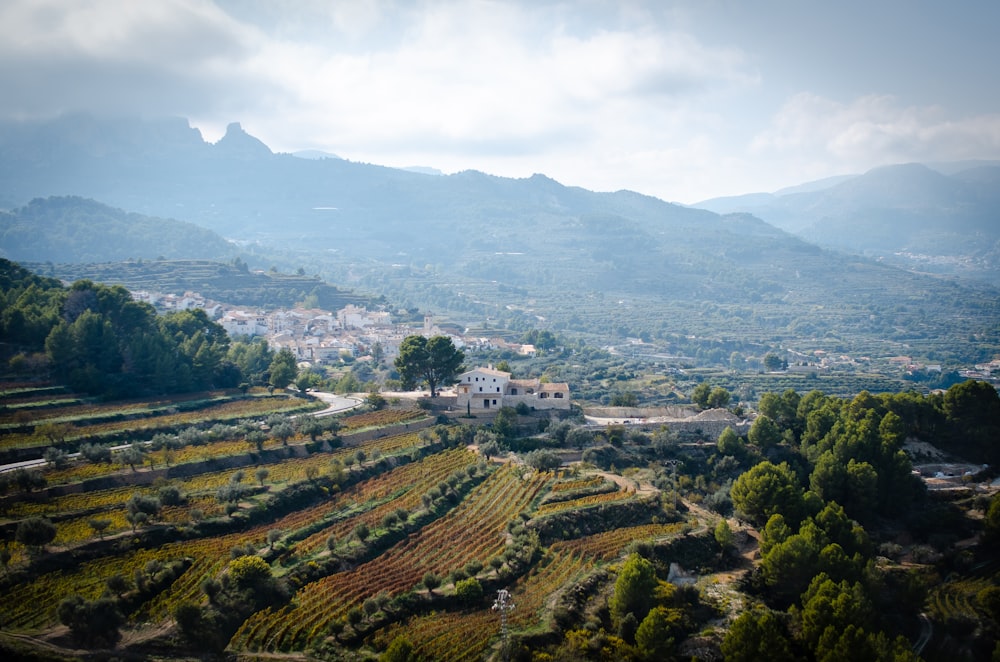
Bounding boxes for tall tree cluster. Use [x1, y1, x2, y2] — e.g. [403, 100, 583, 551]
[724, 381, 1000, 660]
[393, 335, 464, 397]
[1, 259, 269, 396]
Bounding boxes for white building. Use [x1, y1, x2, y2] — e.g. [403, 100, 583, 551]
[455, 367, 570, 411]
[338, 305, 392, 329]
[218, 311, 269, 337]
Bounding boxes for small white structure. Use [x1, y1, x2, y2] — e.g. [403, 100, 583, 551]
[218, 311, 269, 337]
[338, 305, 391, 329]
[455, 367, 570, 411]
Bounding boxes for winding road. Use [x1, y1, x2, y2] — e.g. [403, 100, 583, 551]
[303, 391, 361, 417]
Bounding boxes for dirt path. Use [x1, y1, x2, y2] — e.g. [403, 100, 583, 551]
[593, 469, 660, 496]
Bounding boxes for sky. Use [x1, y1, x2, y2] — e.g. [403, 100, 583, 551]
[1, 0, 999, 203]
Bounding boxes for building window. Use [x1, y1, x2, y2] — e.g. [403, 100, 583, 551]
[554, 392, 563, 398]
[510, 388, 518, 395]
[479, 387, 483, 392]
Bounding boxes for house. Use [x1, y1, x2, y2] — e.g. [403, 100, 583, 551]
[219, 310, 269, 337]
[455, 367, 570, 411]
[337, 304, 392, 329]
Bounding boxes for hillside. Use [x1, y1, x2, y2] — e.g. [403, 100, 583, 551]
[0, 196, 236, 263]
[697, 163, 1000, 283]
[1, 381, 998, 660]
[2, 114, 999, 366]
[24, 259, 372, 312]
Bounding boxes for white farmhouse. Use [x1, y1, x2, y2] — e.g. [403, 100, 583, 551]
[455, 367, 570, 411]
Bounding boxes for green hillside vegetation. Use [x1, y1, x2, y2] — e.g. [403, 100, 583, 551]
[0, 258, 307, 398]
[0, 196, 236, 263]
[354, 209, 1000, 368]
[1, 371, 998, 660]
[27, 258, 372, 312]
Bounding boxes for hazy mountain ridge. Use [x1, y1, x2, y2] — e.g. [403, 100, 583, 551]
[696, 162, 1000, 282]
[0, 115, 731, 247]
[0, 196, 236, 263]
[1, 114, 998, 364]
[24, 258, 372, 312]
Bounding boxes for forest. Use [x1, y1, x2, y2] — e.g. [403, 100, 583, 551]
[0, 258, 302, 398]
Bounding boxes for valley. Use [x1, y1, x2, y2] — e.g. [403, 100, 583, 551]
[1, 115, 999, 661]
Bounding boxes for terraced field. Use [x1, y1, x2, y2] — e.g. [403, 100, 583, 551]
[0, 386, 695, 660]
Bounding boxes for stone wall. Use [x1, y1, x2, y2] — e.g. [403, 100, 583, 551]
[585, 407, 751, 439]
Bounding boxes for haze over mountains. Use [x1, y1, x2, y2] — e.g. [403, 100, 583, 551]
[0, 196, 236, 264]
[1, 114, 997, 363]
[696, 162, 1000, 282]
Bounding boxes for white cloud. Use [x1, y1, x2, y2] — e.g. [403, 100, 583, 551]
[0, 0, 269, 118]
[242, 3, 754, 150]
[7, 1, 996, 202]
[753, 93, 1000, 172]
[210, 2, 758, 204]
[0, 0, 763, 200]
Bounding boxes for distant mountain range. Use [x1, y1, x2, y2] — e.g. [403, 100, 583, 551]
[0, 196, 235, 263]
[696, 162, 1000, 282]
[0, 113, 997, 363]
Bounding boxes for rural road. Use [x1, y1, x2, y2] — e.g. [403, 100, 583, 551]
[306, 391, 362, 417]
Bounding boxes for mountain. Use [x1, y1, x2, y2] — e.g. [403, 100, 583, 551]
[0, 113, 997, 364]
[0, 196, 236, 263]
[773, 173, 858, 196]
[25, 259, 370, 312]
[696, 163, 1000, 283]
[401, 166, 444, 176]
[695, 174, 857, 217]
[292, 149, 342, 160]
[0, 114, 761, 266]
[214, 122, 272, 159]
[924, 159, 1000, 175]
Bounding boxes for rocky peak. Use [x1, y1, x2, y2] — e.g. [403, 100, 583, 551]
[214, 122, 272, 159]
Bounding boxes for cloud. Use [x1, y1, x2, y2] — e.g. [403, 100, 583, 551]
[224, 1, 759, 205]
[9, 0, 909, 202]
[0, 0, 271, 119]
[752, 93, 1000, 170]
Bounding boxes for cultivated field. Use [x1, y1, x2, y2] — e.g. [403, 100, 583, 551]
[0, 384, 697, 660]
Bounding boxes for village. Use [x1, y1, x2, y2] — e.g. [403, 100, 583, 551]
[130, 289, 1000, 392]
[130, 289, 539, 370]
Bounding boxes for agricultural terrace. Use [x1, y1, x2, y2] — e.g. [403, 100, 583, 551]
[1, 432, 438, 556]
[0, 388, 322, 453]
[370, 548, 592, 660]
[0, 383, 715, 661]
[338, 408, 426, 431]
[232, 464, 553, 652]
